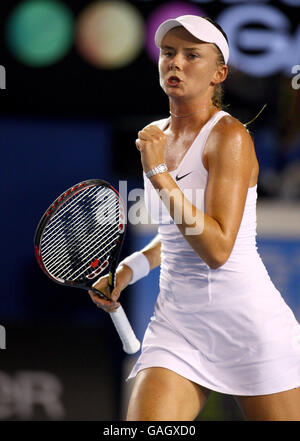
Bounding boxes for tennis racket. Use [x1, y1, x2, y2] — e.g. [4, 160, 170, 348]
[34, 179, 140, 354]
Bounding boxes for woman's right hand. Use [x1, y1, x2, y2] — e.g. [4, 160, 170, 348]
[88, 264, 133, 313]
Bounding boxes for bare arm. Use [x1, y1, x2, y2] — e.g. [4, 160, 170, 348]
[137, 117, 253, 269]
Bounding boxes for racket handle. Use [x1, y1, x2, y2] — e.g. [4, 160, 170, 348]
[109, 306, 140, 354]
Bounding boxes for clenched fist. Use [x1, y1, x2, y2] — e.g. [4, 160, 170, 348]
[135, 125, 167, 173]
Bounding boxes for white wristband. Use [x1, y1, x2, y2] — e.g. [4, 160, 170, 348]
[118, 251, 150, 285]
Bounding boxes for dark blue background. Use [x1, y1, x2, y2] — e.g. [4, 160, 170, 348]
[0, 117, 116, 325]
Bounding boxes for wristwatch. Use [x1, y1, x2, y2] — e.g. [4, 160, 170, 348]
[145, 163, 168, 179]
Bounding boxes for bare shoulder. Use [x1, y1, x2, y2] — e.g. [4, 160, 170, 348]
[205, 114, 254, 164]
[213, 114, 252, 143]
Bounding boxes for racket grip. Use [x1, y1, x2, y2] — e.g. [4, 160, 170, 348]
[109, 306, 140, 354]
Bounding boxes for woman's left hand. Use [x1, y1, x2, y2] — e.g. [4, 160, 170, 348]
[135, 125, 167, 173]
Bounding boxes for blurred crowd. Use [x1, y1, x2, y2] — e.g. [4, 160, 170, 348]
[226, 69, 300, 200]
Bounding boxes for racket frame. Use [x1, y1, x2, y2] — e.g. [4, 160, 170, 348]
[34, 179, 126, 300]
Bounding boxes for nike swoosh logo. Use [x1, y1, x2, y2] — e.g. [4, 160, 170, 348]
[175, 172, 192, 181]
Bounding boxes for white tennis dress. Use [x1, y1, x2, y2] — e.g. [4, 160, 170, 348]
[127, 111, 300, 396]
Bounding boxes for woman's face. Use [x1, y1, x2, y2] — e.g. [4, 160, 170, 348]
[158, 26, 227, 101]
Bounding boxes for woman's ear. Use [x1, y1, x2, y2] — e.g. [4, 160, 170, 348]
[211, 64, 228, 86]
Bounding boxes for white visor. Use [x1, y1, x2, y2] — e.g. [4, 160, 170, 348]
[154, 15, 229, 64]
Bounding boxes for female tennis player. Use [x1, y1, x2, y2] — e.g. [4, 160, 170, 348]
[89, 15, 300, 421]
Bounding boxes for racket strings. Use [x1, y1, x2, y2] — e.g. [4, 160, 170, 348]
[44, 186, 96, 234]
[42, 208, 118, 270]
[64, 238, 117, 281]
[42, 195, 119, 270]
[41, 191, 117, 261]
[47, 221, 119, 279]
[42, 202, 119, 272]
[43, 208, 119, 281]
[41, 187, 116, 253]
[40, 186, 122, 282]
[41, 186, 115, 253]
[43, 187, 114, 243]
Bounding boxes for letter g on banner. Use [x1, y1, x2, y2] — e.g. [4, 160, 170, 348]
[217, 4, 296, 77]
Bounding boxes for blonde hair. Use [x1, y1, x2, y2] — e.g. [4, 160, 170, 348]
[212, 47, 226, 110]
[204, 18, 267, 125]
[202, 17, 228, 110]
[212, 45, 267, 126]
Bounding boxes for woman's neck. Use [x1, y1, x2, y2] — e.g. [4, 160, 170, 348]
[168, 100, 220, 134]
